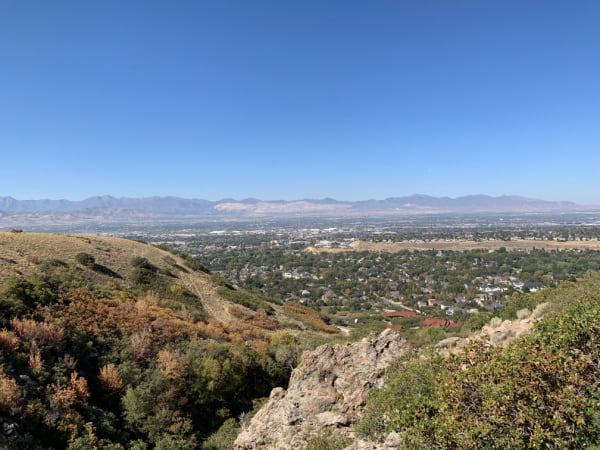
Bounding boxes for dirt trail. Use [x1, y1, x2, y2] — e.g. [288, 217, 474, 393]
[178, 272, 236, 324]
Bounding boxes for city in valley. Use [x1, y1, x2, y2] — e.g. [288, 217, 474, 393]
[51, 212, 600, 336]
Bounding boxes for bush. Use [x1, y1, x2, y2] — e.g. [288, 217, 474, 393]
[359, 293, 600, 448]
[201, 418, 239, 450]
[75, 253, 95, 267]
[282, 302, 338, 333]
[217, 286, 274, 313]
[131, 257, 154, 270]
[460, 311, 492, 335]
[357, 352, 441, 439]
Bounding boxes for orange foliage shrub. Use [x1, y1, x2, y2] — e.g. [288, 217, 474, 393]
[244, 309, 282, 330]
[11, 317, 64, 346]
[253, 340, 269, 358]
[70, 372, 90, 402]
[157, 350, 186, 379]
[29, 342, 43, 369]
[197, 320, 232, 341]
[0, 329, 20, 353]
[50, 288, 200, 348]
[98, 364, 124, 395]
[47, 373, 90, 407]
[130, 331, 151, 360]
[0, 370, 22, 414]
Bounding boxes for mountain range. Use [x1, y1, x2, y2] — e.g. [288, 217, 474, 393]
[0, 194, 592, 227]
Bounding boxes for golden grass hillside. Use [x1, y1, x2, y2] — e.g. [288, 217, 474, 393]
[0, 231, 185, 281]
[0, 231, 338, 333]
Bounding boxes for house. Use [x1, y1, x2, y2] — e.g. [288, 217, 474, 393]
[427, 298, 442, 307]
[454, 297, 468, 306]
[438, 302, 453, 311]
[524, 282, 544, 293]
[445, 306, 464, 316]
[511, 280, 525, 290]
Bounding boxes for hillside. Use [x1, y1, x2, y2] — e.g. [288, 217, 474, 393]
[232, 274, 600, 449]
[0, 231, 338, 330]
[0, 232, 339, 449]
[1, 231, 598, 449]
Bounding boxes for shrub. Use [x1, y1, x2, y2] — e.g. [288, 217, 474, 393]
[515, 308, 531, 320]
[75, 253, 95, 267]
[131, 257, 154, 270]
[42, 258, 69, 268]
[217, 286, 274, 313]
[1, 277, 58, 307]
[0, 369, 22, 414]
[359, 295, 600, 448]
[282, 302, 338, 333]
[98, 364, 125, 396]
[201, 418, 239, 450]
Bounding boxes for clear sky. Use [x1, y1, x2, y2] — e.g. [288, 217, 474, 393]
[1, 1, 599, 203]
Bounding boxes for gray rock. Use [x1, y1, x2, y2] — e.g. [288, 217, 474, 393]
[234, 330, 410, 449]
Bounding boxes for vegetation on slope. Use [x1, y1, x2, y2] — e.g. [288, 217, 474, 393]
[358, 273, 600, 448]
[0, 233, 330, 449]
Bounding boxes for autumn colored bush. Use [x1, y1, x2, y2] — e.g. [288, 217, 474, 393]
[98, 363, 124, 396]
[0, 369, 22, 414]
[11, 317, 64, 346]
[0, 328, 20, 352]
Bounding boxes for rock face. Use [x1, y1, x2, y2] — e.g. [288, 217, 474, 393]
[234, 330, 410, 449]
[435, 316, 537, 356]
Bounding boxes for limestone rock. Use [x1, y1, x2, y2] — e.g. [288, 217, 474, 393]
[234, 330, 410, 449]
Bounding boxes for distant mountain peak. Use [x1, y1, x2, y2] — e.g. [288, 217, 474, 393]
[0, 194, 592, 228]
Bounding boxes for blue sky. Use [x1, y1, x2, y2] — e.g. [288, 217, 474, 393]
[1, 1, 599, 203]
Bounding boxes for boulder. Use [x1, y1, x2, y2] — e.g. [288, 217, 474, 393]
[234, 330, 410, 449]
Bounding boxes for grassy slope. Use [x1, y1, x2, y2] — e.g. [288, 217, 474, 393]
[0, 232, 337, 333]
[0, 232, 342, 449]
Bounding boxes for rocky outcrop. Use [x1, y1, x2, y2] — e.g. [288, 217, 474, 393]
[234, 329, 410, 449]
[435, 315, 539, 355]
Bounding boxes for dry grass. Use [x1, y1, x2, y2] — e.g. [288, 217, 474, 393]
[0, 232, 334, 336]
[0, 231, 242, 325]
[306, 239, 600, 254]
[0, 232, 174, 282]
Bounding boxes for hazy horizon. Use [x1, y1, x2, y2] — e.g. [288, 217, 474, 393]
[0, 192, 592, 205]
